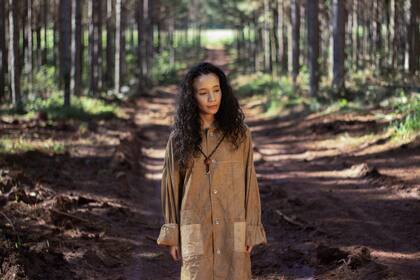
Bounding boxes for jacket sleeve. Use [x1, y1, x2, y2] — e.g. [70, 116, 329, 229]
[156, 133, 182, 247]
[243, 126, 268, 248]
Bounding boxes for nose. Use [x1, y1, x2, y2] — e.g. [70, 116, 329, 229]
[208, 91, 216, 102]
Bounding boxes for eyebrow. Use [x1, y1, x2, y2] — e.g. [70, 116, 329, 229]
[198, 85, 220, 91]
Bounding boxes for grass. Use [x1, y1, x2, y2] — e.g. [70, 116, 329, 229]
[0, 136, 66, 154]
[23, 92, 121, 121]
[232, 72, 300, 115]
[232, 67, 420, 144]
[389, 92, 420, 140]
[2, 64, 123, 122]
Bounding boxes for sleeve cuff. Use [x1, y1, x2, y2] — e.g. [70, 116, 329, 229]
[157, 223, 179, 247]
[246, 223, 267, 247]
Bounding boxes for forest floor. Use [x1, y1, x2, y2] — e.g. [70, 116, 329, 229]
[0, 49, 419, 280]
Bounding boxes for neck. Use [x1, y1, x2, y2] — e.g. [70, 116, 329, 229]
[200, 113, 215, 129]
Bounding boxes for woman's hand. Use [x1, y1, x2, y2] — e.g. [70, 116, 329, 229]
[169, 245, 182, 261]
[246, 245, 253, 254]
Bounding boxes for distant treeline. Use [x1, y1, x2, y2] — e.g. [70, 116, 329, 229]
[0, 0, 419, 112]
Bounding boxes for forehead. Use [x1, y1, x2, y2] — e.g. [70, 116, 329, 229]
[193, 73, 220, 89]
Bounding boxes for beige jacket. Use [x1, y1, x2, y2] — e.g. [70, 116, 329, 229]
[156, 123, 267, 279]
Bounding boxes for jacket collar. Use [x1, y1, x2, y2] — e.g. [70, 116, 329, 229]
[201, 121, 217, 132]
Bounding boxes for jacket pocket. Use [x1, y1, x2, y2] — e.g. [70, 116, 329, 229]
[233, 221, 247, 252]
[180, 223, 204, 257]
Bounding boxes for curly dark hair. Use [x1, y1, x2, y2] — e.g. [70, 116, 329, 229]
[171, 62, 247, 172]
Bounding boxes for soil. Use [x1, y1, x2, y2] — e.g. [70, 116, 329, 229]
[0, 50, 419, 280]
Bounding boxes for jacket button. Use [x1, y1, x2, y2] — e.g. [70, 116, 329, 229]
[216, 249, 221, 254]
[215, 218, 220, 224]
[213, 189, 218, 194]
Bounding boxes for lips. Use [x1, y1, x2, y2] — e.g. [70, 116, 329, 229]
[208, 105, 218, 109]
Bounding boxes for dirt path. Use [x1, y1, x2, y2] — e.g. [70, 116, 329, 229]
[128, 81, 420, 280]
[132, 49, 420, 279]
[1, 49, 419, 279]
[245, 108, 420, 279]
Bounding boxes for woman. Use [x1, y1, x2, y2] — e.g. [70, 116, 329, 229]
[157, 62, 267, 279]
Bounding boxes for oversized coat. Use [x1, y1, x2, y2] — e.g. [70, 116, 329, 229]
[156, 123, 267, 280]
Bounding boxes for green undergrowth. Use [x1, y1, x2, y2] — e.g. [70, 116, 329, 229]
[0, 136, 66, 154]
[232, 69, 420, 142]
[389, 92, 420, 140]
[151, 49, 188, 85]
[1, 91, 122, 122]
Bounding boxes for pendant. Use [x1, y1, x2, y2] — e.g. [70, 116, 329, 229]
[204, 158, 211, 174]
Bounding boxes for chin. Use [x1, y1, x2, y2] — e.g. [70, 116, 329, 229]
[204, 110, 217, 115]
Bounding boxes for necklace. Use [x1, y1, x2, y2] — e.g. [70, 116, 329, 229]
[197, 132, 225, 174]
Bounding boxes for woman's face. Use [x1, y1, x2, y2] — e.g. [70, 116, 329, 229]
[193, 73, 222, 116]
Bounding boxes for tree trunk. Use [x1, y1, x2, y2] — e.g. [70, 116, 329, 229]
[76, 0, 83, 94]
[385, 0, 393, 66]
[130, 26, 135, 52]
[114, 0, 121, 93]
[59, 0, 71, 107]
[236, 28, 241, 63]
[144, 0, 152, 76]
[106, 0, 115, 89]
[149, 0, 155, 66]
[355, 0, 361, 69]
[9, 0, 22, 112]
[332, 0, 346, 94]
[21, 0, 27, 73]
[263, 0, 271, 73]
[320, 0, 329, 76]
[145, 0, 151, 75]
[120, 1, 127, 86]
[0, 0, 6, 101]
[143, 0, 153, 78]
[42, 0, 48, 65]
[53, 0, 58, 71]
[89, 0, 99, 96]
[307, 0, 319, 97]
[393, 0, 405, 70]
[97, 0, 103, 90]
[300, 1, 307, 67]
[273, 2, 280, 69]
[247, 22, 253, 73]
[391, 0, 397, 68]
[280, 0, 288, 74]
[156, 19, 161, 53]
[408, 0, 419, 74]
[168, 13, 175, 68]
[136, 0, 145, 79]
[252, 12, 258, 72]
[374, 0, 382, 70]
[35, 10, 41, 68]
[25, 0, 33, 93]
[291, 0, 300, 86]
[70, 0, 82, 98]
[256, 21, 263, 72]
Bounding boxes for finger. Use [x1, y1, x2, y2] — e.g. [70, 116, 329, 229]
[247, 245, 253, 254]
[173, 248, 178, 261]
[172, 247, 180, 261]
[176, 248, 182, 260]
[170, 247, 178, 261]
[170, 250, 176, 261]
